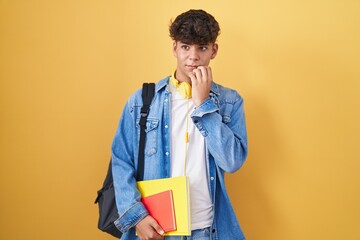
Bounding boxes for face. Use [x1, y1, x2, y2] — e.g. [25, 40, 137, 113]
[172, 41, 218, 82]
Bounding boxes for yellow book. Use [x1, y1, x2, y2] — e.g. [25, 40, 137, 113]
[137, 176, 191, 236]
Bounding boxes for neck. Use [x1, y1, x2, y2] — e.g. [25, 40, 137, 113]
[174, 71, 192, 85]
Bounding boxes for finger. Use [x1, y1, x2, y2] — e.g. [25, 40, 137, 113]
[203, 66, 213, 82]
[188, 71, 197, 84]
[151, 221, 164, 236]
[207, 66, 213, 82]
[197, 66, 208, 81]
[193, 68, 202, 82]
[135, 215, 162, 239]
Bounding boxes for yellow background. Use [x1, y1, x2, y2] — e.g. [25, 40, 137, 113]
[1, 0, 359, 239]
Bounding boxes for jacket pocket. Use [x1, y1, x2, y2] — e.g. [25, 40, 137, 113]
[136, 118, 159, 156]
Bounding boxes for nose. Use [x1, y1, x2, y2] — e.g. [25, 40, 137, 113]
[188, 47, 199, 61]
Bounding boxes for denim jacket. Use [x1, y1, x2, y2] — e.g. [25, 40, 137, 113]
[111, 76, 248, 240]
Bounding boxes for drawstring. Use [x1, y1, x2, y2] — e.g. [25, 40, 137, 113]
[183, 99, 190, 176]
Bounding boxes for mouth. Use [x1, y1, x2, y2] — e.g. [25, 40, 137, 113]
[186, 65, 198, 70]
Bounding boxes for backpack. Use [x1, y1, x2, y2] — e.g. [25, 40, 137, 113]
[94, 83, 155, 238]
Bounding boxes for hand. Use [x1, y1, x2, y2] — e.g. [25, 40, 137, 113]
[188, 66, 213, 106]
[135, 215, 165, 240]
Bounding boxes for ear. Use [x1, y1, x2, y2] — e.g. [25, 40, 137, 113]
[211, 43, 218, 59]
[172, 41, 177, 57]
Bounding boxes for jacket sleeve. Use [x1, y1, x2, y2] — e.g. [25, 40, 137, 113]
[111, 100, 149, 233]
[190, 92, 248, 173]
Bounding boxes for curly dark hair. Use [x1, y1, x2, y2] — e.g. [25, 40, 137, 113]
[169, 9, 220, 45]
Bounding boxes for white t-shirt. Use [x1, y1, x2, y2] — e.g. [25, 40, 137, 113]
[169, 83, 213, 230]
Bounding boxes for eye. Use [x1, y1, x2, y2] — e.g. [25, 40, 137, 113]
[181, 45, 190, 50]
[199, 46, 208, 51]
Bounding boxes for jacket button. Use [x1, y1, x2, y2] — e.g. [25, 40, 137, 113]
[210, 177, 214, 181]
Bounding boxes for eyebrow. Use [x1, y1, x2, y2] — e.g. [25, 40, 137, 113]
[179, 41, 211, 46]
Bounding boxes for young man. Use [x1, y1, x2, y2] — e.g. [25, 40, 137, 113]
[111, 9, 248, 240]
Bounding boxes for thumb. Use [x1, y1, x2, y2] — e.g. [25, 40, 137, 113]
[151, 221, 164, 236]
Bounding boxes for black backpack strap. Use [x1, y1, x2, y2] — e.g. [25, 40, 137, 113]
[137, 83, 155, 181]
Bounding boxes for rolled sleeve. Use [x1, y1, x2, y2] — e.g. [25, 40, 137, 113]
[190, 92, 248, 173]
[114, 202, 148, 232]
[192, 98, 219, 118]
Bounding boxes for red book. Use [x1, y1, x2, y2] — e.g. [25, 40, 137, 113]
[141, 190, 177, 232]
